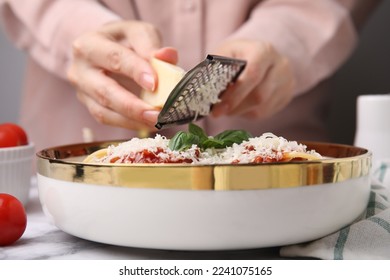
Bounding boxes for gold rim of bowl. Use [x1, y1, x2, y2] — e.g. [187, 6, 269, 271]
[36, 140, 371, 191]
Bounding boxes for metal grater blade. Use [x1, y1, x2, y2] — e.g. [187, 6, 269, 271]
[155, 54, 246, 129]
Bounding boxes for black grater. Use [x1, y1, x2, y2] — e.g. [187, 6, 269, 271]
[155, 54, 246, 129]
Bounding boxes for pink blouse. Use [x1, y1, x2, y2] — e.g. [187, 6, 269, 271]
[0, 0, 361, 152]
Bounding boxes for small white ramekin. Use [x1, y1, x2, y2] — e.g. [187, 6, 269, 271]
[0, 143, 35, 206]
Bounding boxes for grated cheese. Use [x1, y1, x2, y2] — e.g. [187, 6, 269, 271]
[85, 133, 322, 164]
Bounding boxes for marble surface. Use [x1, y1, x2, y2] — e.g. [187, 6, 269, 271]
[1, 178, 289, 260]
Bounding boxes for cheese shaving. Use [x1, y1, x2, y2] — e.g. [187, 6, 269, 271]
[84, 133, 322, 164]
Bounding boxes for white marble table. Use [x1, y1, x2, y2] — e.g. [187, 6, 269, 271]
[0, 178, 288, 260]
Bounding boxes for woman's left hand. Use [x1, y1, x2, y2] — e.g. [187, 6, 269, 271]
[212, 39, 296, 120]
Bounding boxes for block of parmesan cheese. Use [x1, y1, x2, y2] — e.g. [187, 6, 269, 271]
[141, 58, 186, 108]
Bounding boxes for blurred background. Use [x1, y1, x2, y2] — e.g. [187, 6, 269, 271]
[1, 1, 389, 145]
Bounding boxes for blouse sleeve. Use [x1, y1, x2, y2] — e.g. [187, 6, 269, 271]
[0, 0, 121, 79]
[227, 0, 359, 95]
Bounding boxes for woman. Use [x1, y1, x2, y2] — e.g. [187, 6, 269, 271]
[0, 0, 378, 151]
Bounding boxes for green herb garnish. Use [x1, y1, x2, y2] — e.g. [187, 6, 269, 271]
[168, 131, 200, 151]
[168, 123, 252, 151]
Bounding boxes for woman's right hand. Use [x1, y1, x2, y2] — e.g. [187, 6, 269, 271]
[66, 20, 178, 130]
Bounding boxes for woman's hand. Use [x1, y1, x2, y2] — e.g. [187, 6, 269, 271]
[212, 39, 296, 120]
[67, 20, 178, 130]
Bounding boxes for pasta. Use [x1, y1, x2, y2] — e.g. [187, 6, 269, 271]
[83, 132, 322, 164]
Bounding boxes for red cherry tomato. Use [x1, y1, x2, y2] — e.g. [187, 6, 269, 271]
[3, 123, 28, 145]
[0, 193, 27, 246]
[0, 123, 28, 148]
[0, 127, 19, 147]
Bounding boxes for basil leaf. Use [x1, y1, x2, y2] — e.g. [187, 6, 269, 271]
[188, 123, 208, 142]
[169, 123, 252, 151]
[168, 131, 200, 151]
[214, 130, 252, 147]
[201, 138, 224, 149]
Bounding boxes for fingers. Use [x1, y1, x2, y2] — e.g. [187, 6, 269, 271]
[68, 63, 159, 130]
[153, 47, 179, 65]
[67, 20, 169, 130]
[211, 41, 275, 117]
[211, 40, 295, 120]
[77, 92, 157, 131]
[211, 65, 265, 117]
[230, 56, 295, 117]
[240, 79, 295, 119]
[100, 20, 162, 60]
[72, 31, 156, 91]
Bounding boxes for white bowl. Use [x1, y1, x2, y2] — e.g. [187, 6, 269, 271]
[37, 175, 370, 250]
[36, 141, 371, 250]
[0, 143, 35, 205]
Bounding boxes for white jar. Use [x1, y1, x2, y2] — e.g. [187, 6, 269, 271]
[0, 143, 35, 205]
[354, 94, 390, 165]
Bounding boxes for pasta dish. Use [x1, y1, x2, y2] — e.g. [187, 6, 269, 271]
[84, 130, 322, 165]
